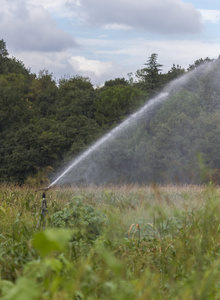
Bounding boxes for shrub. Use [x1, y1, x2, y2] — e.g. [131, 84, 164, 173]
[51, 196, 106, 243]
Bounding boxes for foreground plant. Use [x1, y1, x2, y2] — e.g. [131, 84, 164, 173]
[1, 185, 220, 299]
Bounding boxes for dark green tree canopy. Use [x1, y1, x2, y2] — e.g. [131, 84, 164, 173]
[104, 77, 129, 87]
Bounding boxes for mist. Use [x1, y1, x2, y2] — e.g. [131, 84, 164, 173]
[50, 59, 220, 186]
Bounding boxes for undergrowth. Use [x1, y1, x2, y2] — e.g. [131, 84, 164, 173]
[0, 184, 220, 299]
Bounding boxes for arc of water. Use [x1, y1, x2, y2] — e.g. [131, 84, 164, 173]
[48, 92, 169, 188]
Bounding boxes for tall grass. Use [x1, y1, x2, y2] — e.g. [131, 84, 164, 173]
[0, 183, 220, 299]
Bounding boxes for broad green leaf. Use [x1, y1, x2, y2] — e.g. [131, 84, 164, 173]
[33, 228, 72, 256]
[1, 277, 40, 300]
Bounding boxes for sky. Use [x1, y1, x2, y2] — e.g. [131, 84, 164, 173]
[1, 0, 220, 85]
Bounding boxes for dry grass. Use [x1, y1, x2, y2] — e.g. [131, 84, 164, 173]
[34, 183, 208, 238]
[0, 183, 205, 238]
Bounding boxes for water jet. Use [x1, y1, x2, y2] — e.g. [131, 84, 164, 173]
[47, 59, 220, 186]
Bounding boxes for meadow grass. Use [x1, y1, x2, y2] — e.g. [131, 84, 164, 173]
[0, 183, 220, 299]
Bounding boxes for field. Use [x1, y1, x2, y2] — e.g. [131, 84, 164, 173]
[0, 183, 220, 299]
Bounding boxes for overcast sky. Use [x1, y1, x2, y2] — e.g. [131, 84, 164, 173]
[1, 0, 220, 85]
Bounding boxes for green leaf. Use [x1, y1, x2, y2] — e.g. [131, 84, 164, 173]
[33, 228, 72, 256]
[0, 280, 14, 298]
[44, 258, 63, 273]
[1, 277, 40, 300]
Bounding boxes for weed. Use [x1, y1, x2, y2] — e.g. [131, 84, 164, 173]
[1, 184, 220, 299]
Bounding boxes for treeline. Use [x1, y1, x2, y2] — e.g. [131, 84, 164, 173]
[0, 39, 219, 185]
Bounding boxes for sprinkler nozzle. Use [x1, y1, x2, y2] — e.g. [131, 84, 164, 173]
[35, 186, 51, 193]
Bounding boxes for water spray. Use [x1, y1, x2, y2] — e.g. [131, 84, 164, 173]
[48, 92, 169, 188]
[34, 61, 218, 188]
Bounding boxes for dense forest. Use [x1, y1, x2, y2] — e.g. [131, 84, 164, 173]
[0, 39, 219, 186]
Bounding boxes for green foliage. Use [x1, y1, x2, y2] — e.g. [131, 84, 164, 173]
[136, 53, 164, 93]
[0, 39, 31, 77]
[167, 64, 185, 81]
[57, 75, 95, 120]
[0, 74, 31, 132]
[0, 39, 8, 58]
[33, 228, 72, 257]
[1, 186, 220, 299]
[104, 77, 129, 87]
[51, 196, 106, 243]
[0, 217, 37, 281]
[188, 57, 213, 71]
[95, 85, 146, 125]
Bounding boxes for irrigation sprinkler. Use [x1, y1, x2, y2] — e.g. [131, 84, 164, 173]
[35, 186, 51, 192]
[36, 190, 54, 230]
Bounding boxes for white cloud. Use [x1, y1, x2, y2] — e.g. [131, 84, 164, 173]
[103, 23, 132, 31]
[29, 0, 65, 10]
[0, 0, 77, 52]
[96, 38, 220, 68]
[69, 56, 112, 76]
[75, 36, 220, 79]
[76, 35, 220, 70]
[28, 0, 77, 18]
[12, 50, 75, 78]
[13, 49, 119, 84]
[1, 0, 218, 86]
[199, 9, 220, 23]
[13, 36, 220, 86]
[66, 0, 203, 34]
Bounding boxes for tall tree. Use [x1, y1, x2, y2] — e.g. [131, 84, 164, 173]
[0, 39, 8, 57]
[136, 53, 163, 93]
[167, 64, 185, 81]
[188, 57, 213, 71]
[0, 39, 9, 74]
[0, 39, 31, 76]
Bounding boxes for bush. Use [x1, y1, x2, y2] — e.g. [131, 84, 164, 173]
[51, 196, 106, 243]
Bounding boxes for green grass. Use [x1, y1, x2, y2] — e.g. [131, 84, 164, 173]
[0, 183, 220, 299]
